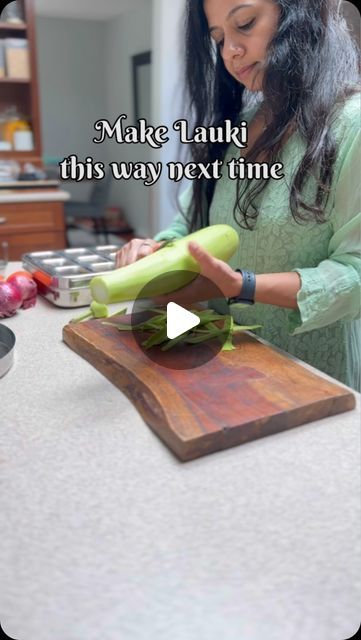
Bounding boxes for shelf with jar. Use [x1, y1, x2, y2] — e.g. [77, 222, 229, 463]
[0, 36, 30, 79]
[0, 105, 34, 153]
[0, 0, 30, 82]
[0, 0, 26, 23]
[0, 0, 41, 166]
[0, 22, 27, 34]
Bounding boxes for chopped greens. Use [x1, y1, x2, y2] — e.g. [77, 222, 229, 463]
[102, 306, 261, 352]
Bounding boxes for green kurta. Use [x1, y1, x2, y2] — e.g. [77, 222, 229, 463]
[154, 94, 361, 390]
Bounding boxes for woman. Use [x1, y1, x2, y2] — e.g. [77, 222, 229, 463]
[115, 0, 360, 390]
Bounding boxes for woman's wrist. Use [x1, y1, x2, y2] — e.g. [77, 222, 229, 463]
[228, 270, 244, 299]
[228, 270, 301, 310]
[254, 272, 301, 309]
[228, 271, 243, 298]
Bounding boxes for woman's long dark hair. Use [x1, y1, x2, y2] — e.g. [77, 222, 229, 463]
[183, 0, 360, 231]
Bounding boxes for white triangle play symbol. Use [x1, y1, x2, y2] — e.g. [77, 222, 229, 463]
[166, 302, 200, 340]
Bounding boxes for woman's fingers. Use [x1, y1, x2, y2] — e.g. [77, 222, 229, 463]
[115, 239, 162, 267]
[188, 241, 218, 272]
[127, 242, 151, 264]
[137, 242, 160, 259]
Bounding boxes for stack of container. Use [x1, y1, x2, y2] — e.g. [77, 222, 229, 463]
[0, 37, 30, 79]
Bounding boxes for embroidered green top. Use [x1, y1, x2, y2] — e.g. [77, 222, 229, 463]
[154, 94, 361, 390]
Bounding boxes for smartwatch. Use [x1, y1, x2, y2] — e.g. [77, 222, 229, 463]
[227, 269, 256, 305]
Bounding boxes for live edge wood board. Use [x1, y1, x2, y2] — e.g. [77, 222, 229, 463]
[63, 316, 355, 461]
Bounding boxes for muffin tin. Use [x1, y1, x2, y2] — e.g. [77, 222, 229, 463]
[22, 245, 121, 307]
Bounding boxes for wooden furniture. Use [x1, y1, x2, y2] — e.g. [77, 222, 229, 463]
[0, 188, 69, 259]
[63, 313, 355, 461]
[0, 2, 69, 259]
[0, 0, 42, 166]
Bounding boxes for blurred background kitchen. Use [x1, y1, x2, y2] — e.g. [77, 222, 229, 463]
[0, 0, 359, 260]
[0, 0, 187, 258]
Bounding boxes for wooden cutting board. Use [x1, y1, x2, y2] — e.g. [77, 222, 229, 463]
[63, 315, 355, 461]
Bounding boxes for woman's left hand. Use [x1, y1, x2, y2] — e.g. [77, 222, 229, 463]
[153, 241, 243, 307]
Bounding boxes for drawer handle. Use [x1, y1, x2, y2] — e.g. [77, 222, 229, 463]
[0, 216, 7, 224]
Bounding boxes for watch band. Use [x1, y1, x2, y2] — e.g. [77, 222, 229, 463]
[228, 269, 256, 305]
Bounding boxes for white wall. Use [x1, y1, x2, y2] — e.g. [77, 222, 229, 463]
[151, 0, 187, 237]
[36, 16, 107, 199]
[36, 4, 153, 230]
[103, 0, 153, 238]
[36, 1, 187, 238]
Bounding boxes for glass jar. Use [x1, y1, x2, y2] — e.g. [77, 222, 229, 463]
[1, 2, 25, 24]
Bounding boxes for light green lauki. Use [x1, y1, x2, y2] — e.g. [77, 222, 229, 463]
[90, 224, 239, 305]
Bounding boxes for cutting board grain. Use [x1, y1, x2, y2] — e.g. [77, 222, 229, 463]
[63, 315, 355, 461]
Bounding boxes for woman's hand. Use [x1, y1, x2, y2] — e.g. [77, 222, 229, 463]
[115, 238, 165, 268]
[154, 241, 243, 307]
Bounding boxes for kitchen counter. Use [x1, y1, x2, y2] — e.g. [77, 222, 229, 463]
[0, 262, 360, 640]
[0, 187, 70, 204]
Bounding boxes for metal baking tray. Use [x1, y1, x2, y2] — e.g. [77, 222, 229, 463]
[22, 245, 121, 308]
[0, 323, 16, 378]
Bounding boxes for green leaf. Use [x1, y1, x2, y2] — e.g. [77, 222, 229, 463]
[221, 316, 234, 351]
[103, 309, 262, 353]
[160, 334, 188, 351]
[70, 309, 92, 323]
[142, 326, 168, 348]
[231, 324, 262, 333]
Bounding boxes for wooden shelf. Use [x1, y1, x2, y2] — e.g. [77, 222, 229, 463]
[0, 150, 37, 157]
[0, 77, 31, 83]
[0, 1, 42, 165]
[0, 2, 65, 259]
[0, 21, 27, 31]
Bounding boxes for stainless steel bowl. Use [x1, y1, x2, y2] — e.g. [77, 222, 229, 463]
[0, 324, 16, 377]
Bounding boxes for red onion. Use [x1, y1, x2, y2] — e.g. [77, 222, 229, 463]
[7, 273, 37, 309]
[0, 281, 23, 318]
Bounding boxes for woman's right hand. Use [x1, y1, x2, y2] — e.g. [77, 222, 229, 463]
[115, 238, 165, 268]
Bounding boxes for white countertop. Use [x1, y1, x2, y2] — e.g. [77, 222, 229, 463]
[0, 262, 360, 640]
[0, 188, 70, 203]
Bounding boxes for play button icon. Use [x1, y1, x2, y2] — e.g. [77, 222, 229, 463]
[166, 302, 200, 339]
[130, 270, 230, 370]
